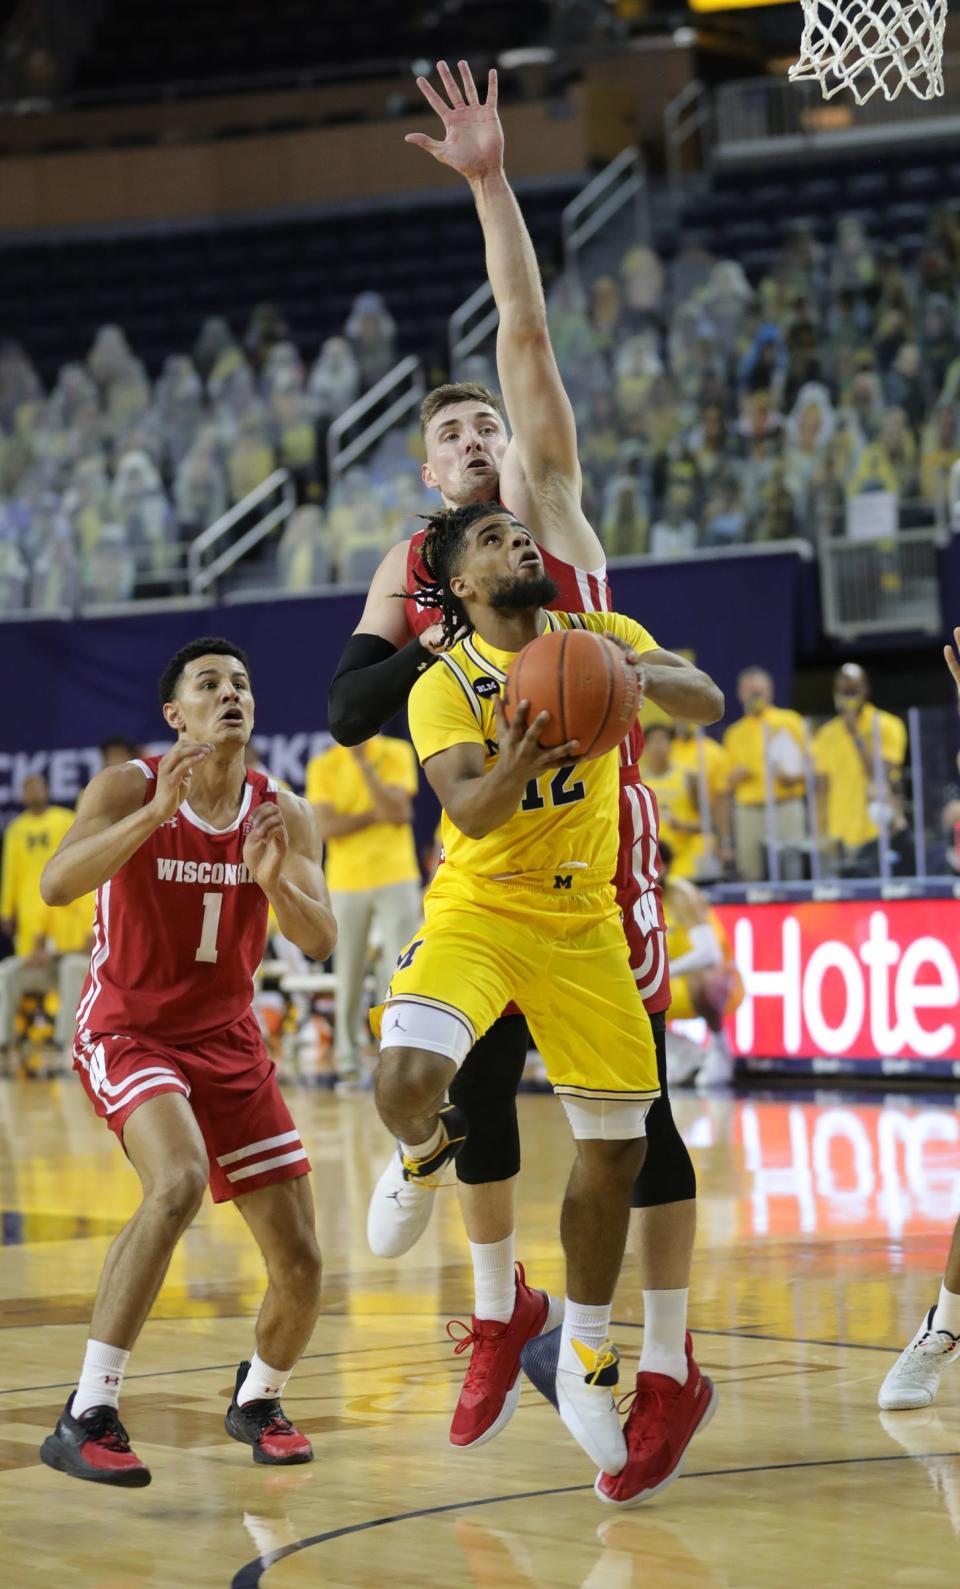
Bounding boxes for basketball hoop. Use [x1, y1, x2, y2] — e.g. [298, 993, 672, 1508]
[789, 0, 947, 103]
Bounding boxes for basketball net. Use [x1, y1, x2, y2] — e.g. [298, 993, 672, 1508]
[789, 0, 947, 103]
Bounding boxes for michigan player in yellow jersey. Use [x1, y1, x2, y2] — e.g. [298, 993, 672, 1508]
[375, 499, 673, 1484]
[658, 837, 743, 1089]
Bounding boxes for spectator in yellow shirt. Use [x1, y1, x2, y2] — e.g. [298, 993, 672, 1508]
[722, 668, 808, 881]
[1, 775, 74, 955]
[812, 663, 908, 876]
[306, 735, 421, 1081]
[640, 723, 702, 878]
[672, 721, 731, 880]
[0, 774, 93, 1060]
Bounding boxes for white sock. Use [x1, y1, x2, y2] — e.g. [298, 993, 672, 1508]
[560, 1299, 611, 1369]
[400, 1121, 443, 1161]
[73, 1339, 130, 1418]
[639, 1288, 689, 1385]
[933, 1282, 960, 1337]
[470, 1234, 516, 1322]
[237, 1352, 291, 1408]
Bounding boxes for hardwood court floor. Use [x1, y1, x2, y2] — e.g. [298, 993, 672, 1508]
[1, 1077, 959, 1587]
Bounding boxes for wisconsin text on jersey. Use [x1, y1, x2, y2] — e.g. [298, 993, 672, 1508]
[155, 859, 258, 885]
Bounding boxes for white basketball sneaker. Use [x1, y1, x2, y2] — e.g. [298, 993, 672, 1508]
[557, 1337, 627, 1475]
[878, 1307, 960, 1410]
[522, 1324, 626, 1474]
[366, 1149, 436, 1257]
[366, 1103, 465, 1258]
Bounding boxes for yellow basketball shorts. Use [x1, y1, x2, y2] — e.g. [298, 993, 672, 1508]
[381, 871, 659, 1107]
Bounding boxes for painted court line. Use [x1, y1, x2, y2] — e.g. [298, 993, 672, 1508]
[0, 1323, 899, 1397]
[229, 1451, 960, 1588]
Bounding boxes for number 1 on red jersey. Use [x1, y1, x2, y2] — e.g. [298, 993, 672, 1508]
[195, 891, 223, 964]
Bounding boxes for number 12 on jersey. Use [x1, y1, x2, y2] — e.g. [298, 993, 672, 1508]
[521, 765, 586, 812]
[195, 891, 223, 963]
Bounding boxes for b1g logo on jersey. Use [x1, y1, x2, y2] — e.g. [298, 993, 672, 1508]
[473, 676, 501, 699]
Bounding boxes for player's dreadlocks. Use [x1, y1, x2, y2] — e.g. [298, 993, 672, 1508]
[407, 500, 503, 647]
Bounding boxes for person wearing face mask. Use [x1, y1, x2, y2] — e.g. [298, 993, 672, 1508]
[811, 663, 907, 878]
[722, 668, 807, 882]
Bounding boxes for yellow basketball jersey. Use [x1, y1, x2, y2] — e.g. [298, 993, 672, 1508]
[406, 609, 657, 889]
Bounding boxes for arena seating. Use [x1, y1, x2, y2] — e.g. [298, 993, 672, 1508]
[72, 0, 552, 96]
[676, 144, 960, 274]
[0, 183, 575, 384]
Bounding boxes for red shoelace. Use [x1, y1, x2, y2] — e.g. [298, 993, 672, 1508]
[616, 1383, 668, 1455]
[447, 1318, 507, 1388]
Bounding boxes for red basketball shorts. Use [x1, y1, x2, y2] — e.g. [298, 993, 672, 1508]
[74, 1009, 311, 1203]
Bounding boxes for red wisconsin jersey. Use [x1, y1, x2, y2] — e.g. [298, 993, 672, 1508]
[404, 523, 669, 1012]
[75, 757, 278, 1045]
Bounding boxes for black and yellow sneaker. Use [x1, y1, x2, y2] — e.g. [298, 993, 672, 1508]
[400, 1103, 467, 1182]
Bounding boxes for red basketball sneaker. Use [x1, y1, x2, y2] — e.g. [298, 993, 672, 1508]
[448, 1262, 562, 1449]
[40, 1396, 151, 1487]
[595, 1334, 717, 1506]
[225, 1362, 313, 1465]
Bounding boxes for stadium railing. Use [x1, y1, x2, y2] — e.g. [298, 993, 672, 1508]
[326, 354, 425, 490]
[664, 80, 711, 199]
[816, 500, 948, 641]
[449, 283, 499, 385]
[447, 145, 647, 389]
[561, 145, 649, 285]
[187, 468, 296, 601]
[713, 59, 960, 164]
[682, 699, 958, 891]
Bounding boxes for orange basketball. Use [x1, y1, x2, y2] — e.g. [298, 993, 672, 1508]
[502, 628, 640, 761]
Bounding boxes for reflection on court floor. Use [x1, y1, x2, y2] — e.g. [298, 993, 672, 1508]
[0, 1081, 958, 1587]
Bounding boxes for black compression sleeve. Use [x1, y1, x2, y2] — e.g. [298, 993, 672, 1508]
[327, 632, 438, 745]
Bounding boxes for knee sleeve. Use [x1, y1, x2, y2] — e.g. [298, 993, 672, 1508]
[631, 1011, 697, 1208]
[380, 1001, 473, 1065]
[449, 1014, 527, 1184]
[561, 1096, 651, 1141]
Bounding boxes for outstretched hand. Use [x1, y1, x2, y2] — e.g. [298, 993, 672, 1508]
[405, 60, 503, 182]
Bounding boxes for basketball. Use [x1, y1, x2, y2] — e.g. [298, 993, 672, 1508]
[502, 628, 641, 761]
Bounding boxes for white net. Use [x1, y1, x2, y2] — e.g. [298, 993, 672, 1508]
[789, 0, 947, 103]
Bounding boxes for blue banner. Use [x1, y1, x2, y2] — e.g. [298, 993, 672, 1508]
[0, 548, 808, 824]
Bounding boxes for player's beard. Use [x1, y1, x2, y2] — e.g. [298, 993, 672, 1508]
[488, 573, 558, 612]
